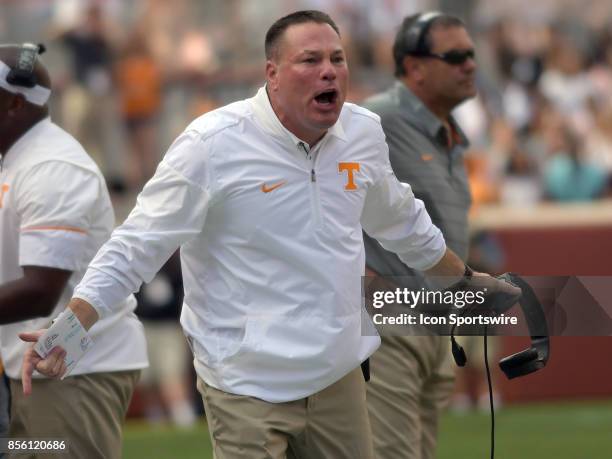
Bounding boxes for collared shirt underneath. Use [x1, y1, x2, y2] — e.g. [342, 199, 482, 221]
[363, 81, 472, 287]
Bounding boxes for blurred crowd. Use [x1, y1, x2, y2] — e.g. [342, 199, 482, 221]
[460, 0, 612, 207]
[2, 0, 612, 205]
[3, 0, 612, 424]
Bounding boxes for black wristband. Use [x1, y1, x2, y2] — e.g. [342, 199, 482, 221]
[447, 264, 473, 291]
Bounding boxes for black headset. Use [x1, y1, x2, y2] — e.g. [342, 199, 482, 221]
[496, 273, 550, 379]
[451, 272, 550, 379]
[5, 43, 46, 88]
[402, 11, 444, 56]
[450, 273, 550, 458]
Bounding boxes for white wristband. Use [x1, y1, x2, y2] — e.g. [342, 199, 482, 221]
[34, 309, 93, 378]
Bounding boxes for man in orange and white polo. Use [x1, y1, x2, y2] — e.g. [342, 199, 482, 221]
[0, 44, 147, 459]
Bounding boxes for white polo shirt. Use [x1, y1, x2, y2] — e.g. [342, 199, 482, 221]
[0, 118, 147, 379]
[74, 87, 445, 402]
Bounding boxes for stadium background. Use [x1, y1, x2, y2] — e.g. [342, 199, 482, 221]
[2, 0, 612, 457]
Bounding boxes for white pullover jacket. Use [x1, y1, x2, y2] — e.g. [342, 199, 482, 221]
[74, 87, 445, 402]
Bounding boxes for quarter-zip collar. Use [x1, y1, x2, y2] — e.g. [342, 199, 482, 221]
[250, 86, 347, 150]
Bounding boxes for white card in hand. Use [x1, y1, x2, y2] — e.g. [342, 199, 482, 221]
[34, 310, 93, 378]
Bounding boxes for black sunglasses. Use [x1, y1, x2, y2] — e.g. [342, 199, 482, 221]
[417, 49, 475, 65]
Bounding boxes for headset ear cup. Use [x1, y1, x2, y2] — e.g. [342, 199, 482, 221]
[405, 28, 422, 53]
[499, 347, 542, 379]
[404, 11, 443, 55]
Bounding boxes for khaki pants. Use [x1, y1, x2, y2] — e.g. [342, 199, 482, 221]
[9, 370, 140, 459]
[198, 367, 374, 459]
[366, 335, 455, 459]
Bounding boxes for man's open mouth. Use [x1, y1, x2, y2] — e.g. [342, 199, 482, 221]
[314, 89, 338, 105]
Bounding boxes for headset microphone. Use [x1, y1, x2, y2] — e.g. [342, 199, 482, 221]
[450, 325, 467, 367]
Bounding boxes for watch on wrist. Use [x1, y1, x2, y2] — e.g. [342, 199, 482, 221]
[446, 264, 473, 291]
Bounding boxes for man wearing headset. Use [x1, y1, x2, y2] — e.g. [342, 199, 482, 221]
[363, 12, 477, 459]
[0, 44, 147, 458]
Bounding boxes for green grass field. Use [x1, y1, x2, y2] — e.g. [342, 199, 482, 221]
[123, 400, 612, 458]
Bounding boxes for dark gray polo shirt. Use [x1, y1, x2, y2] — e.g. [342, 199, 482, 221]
[363, 81, 472, 287]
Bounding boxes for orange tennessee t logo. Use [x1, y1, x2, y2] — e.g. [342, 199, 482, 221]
[0, 184, 8, 209]
[338, 162, 360, 191]
[261, 181, 286, 193]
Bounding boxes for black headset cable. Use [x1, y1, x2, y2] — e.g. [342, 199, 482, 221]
[484, 325, 495, 459]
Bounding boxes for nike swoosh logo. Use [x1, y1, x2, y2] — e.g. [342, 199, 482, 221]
[261, 181, 287, 193]
[421, 154, 434, 161]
